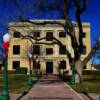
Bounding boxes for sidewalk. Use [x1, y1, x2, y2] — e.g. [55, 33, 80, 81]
[20, 75, 83, 100]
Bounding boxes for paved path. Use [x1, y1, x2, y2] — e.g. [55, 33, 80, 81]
[20, 75, 83, 100]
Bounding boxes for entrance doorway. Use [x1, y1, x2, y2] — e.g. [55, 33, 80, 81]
[46, 62, 53, 74]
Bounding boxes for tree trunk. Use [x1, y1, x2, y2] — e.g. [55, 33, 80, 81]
[74, 60, 83, 83]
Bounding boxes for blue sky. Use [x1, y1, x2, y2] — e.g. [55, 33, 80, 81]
[0, 0, 100, 64]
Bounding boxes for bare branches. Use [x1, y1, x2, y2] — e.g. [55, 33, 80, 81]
[73, 0, 87, 53]
[21, 19, 65, 27]
[11, 0, 93, 64]
[82, 38, 100, 67]
[18, 29, 72, 61]
[12, 0, 24, 15]
[73, 0, 87, 12]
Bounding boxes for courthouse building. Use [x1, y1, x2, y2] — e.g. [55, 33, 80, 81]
[8, 20, 91, 74]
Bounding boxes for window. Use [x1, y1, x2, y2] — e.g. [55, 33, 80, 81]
[81, 45, 86, 55]
[13, 31, 20, 38]
[46, 48, 53, 55]
[46, 32, 53, 41]
[33, 31, 40, 38]
[33, 61, 40, 69]
[59, 60, 66, 69]
[82, 32, 86, 38]
[59, 32, 66, 37]
[59, 45, 66, 54]
[33, 45, 40, 55]
[83, 65, 86, 69]
[13, 61, 20, 69]
[13, 45, 20, 55]
[0, 64, 2, 70]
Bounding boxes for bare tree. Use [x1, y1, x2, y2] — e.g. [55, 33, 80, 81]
[9, 0, 100, 83]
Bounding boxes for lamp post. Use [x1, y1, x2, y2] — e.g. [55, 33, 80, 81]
[27, 51, 33, 86]
[0, 33, 11, 100]
[70, 53, 75, 85]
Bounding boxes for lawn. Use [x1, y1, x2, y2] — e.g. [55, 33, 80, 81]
[71, 75, 100, 93]
[0, 74, 37, 93]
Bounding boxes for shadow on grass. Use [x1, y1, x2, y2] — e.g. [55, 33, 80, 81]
[16, 76, 41, 100]
[82, 92, 94, 100]
[16, 91, 28, 100]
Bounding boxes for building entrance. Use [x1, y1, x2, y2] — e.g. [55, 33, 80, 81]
[46, 62, 53, 74]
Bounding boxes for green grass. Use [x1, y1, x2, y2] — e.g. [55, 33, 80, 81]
[71, 75, 100, 93]
[0, 74, 37, 93]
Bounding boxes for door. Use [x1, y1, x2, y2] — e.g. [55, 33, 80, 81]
[46, 62, 53, 74]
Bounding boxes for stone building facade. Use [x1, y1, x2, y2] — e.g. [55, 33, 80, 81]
[8, 20, 91, 74]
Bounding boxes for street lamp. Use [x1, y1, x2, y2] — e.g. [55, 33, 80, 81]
[27, 51, 33, 86]
[0, 33, 11, 100]
[70, 53, 75, 85]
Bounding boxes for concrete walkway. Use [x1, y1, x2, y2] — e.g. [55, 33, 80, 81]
[20, 75, 83, 100]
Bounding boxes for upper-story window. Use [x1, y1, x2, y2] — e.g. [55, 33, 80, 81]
[13, 45, 20, 55]
[46, 32, 53, 41]
[59, 45, 66, 54]
[33, 45, 40, 55]
[33, 31, 40, 39]
[59, 32, 66, 38]
[46, 48, 53, 55]
[13, 31, 20, 38]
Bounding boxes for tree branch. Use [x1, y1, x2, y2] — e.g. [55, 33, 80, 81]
[82, 39, 100, 67]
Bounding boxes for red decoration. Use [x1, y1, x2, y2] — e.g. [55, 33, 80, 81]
[3, 42, 10, 50]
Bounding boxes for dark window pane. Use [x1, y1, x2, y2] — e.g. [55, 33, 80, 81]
[59, 60, 66, 69]
[82, 32, 86, 38]
[81, 45, 86, 55]
[59, 32, 66, 37]
[13, 61, 20, 69]
[46, 32, 53, 41]
[33, 61, 40, 69]
[0, 64, 2, 70]
[83, 65, 86, 69]
[46, 48, 53, 55]
[59, 45, 66, 54]
[33, 45, 40, 55]
[13, 45, 20, 55]
[33, 31, 40, 38]
[13, 31, 20, 38]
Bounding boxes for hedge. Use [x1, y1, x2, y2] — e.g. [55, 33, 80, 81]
[83, 70, 100, 75]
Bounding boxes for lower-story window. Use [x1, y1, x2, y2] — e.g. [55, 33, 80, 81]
[13, 61, 20, 69]
[83, 65, 86, 69]
[33, 61, 40, 69]
[59, 60, 66, 69]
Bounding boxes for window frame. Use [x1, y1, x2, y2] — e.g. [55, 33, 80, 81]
[13, 61, 20, 69]
[32, 31, 40, 38]
[81, 45, 86, 55]
[13, 45, 20, 55]
[59, 60, 66, 69]
[46, 48, 53, 55]
[13, 31, 20, 38]
[59, 45, 66, 54]
[59, 31, 66, 38]
[33, 45, 40, 55]
[46, 32, 53, 41]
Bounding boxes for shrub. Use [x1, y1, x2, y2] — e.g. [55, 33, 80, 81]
[0, 70, 14, 74]
[14, 67, 27, 74]
[83, 70, 100, 76]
